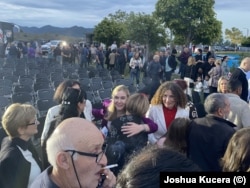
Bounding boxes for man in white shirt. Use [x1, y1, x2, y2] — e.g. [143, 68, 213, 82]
[110, 41, 117, 51]
[226, 79, 250, 129]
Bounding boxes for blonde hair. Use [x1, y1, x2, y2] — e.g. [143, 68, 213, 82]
[106, 85, 130, 121]
[221, 127, 250, 172]
[187, 56, 196, 66]
[2, 103, 37, 137]
[151, 81, 187, 108]
[126, 93, 149, 117]
[217, 76, 229, 93]
[153, 54, 160, 61]
[215, 59, 221, 66]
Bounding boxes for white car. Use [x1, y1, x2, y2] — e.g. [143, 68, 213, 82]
[41, 40, 66, 55]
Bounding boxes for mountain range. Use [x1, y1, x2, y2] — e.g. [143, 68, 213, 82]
[19, 25, 94, 38]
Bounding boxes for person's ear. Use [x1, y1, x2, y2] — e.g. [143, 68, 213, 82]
[217, 108, 224, 118]
[77, 101, 84, 109]
[237, 87, 242, 95]
[56, 152, 71, 169]
[17, 127, 26, 135]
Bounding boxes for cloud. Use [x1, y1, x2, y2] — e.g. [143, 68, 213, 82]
[215, 0, 250, 11]
[0, 0, 249, 31]
[1, 0, 155, 27]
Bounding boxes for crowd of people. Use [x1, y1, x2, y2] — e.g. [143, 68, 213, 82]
[0, 43, 250, 188]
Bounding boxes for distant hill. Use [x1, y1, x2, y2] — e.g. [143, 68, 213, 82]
[20, 25, 94, 38]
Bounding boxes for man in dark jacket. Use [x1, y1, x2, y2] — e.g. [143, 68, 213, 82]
[229, 57, 250, 102]
[187, 93, 236, 171]
[178, 47, 191, 79]
[202, 55, 215, 78]
[165, 49, 177, 81]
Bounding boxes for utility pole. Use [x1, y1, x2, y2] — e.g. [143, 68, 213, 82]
[243, 28, 249, 37]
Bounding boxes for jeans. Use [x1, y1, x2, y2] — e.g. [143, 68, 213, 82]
[130, 68, 140, 85]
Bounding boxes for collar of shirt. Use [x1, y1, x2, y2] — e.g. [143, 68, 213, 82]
[12, 137, 30, 150]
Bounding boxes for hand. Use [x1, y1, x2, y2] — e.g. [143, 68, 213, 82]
[121, 122, 144, 137]
[98, 169, 116, 188]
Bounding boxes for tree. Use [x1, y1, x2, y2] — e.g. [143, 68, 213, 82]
[225, 27, 244, 47]
[93, 10, 129, 46]
[154, 0, 222, 46]
[241, 37, 250, 47]
[108, 10, 129, 24]
[93, 18, 125, 47]
[94, 10, 167, 57]
[126, 13, 166, 58]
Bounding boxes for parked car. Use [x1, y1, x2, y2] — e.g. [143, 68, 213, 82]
[41, 40, 66, 55]
[224, 46, 235, 51]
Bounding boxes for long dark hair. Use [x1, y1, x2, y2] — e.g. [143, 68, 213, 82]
[53, 79, 81, 103]
[57, 87, 86, 124]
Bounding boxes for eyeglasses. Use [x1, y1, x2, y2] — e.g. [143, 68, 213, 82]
[65, 144, 107, 188]
[27, 119, 38, 126]
[64, 144, 107, 163]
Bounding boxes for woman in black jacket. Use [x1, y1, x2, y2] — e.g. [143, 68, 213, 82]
[0, 103, 42, 188]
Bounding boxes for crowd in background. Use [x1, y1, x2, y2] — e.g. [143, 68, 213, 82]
[0, 40, 250, 187]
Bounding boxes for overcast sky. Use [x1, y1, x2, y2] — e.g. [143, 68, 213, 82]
[1, 0, 250, 36]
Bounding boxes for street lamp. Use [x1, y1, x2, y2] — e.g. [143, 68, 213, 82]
[243, 28, 249, 37]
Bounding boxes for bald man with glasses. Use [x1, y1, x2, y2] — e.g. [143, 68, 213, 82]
[31, 117, 116, 188]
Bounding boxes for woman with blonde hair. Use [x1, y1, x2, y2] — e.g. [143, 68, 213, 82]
[221, 127, 250, 172]
[0, 103, 42, 188]
[217, 76, 229, 93]
[93, 85, 158, 137]
[208, 59, 223, 94]
[129, 52, 143, 87]
[147, 81, 189, 144]
[184, 56, 196, 96]
[106, 93, 150, 175]
[105, 85, 130, 122]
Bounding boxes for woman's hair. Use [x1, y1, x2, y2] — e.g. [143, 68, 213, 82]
[222, 56, 228, 62]
[133, 52, 140, 59]
[221, 127, 250, 172]
[2, 103, 37, 137]
[151, 81, 187, 108]
[153, 54, 159, 61]
[215, 59, 222, 66]
[126, 93, 149, 117]
[53, 79, 80, 104]
[57, 87, 86, 124]
[116, 145, 200, 188]
[217, 76, 229, 93]
[187, 56, 196, 66]
[106, 85, 130, 121]
[173, 79, 188, 91]
[163, 118, 191, 154]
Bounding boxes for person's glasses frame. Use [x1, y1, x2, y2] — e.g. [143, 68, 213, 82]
[64, 144, 107, 188]
[27, 118, 38, 126]
[64, 144, 107, 163]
